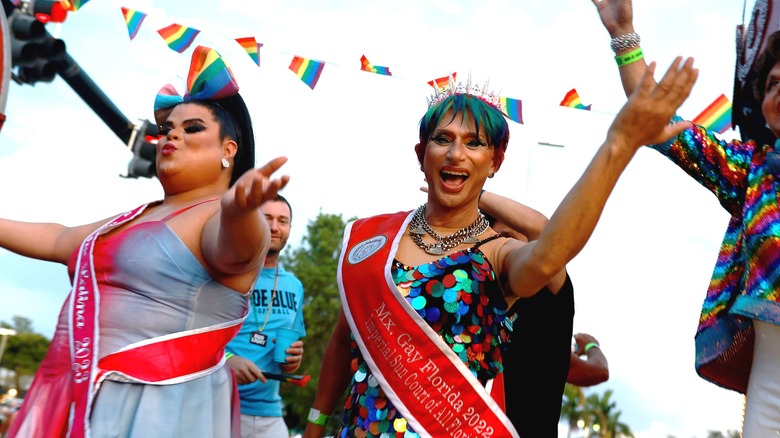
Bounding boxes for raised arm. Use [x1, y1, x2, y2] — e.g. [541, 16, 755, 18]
[479, 191, 548, 241]
[501, 58, 698, 298]
[0, 218, 109, 265]
[591, 0, 648, 97]
[202, 156, 290, 275]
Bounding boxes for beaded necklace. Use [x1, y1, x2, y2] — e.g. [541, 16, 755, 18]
[249, 265, 279, 346]
[408, 203, 489, 255]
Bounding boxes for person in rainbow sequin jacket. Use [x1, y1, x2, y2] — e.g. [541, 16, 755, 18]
[592, 0, 780, 433]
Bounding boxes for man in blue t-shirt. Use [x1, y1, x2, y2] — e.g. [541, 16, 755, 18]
[226, 195, 306, 438]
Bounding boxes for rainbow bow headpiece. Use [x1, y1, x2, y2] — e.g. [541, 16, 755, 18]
[154, 45, 240, 112]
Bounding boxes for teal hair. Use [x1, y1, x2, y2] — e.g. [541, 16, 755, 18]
[417, 94, 509, 167]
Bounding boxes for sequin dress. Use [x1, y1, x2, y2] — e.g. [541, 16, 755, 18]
[339, 237, 509, 437]
[653, 122, 780, 392]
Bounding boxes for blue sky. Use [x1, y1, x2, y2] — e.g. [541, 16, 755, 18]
[0, 0, 759, 435]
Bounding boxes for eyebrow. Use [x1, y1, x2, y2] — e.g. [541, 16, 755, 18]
[431, 128, 485, 141]
[161, 117, 207, 127]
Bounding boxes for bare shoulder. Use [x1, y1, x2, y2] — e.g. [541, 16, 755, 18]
[479, 234, 523, 274]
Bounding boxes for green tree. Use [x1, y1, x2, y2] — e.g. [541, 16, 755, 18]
[579, 389, 633, 438]
[1, 317, 50, 392]
[10, 317, 33, 334]
[586, 389, 612, 437]
[279, 212, 352, 434]
[561, 383, 585, 437]
[605, 408, 633, 438]
[562, 386, 634, 438]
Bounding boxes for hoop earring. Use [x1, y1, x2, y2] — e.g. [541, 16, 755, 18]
[488, 171, 495, 178]
[221, 158, 230, 169]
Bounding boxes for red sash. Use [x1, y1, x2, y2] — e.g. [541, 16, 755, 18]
[338, 211, 518, 438]
[68, 204, 147, 438]
[66, 202, 244, 438]
[96, 318, 244, 384]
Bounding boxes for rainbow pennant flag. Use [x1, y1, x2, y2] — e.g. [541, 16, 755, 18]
[560, 88, 592, 111]
[360, 55, 392, 76]
[289, 56, 325, 89]
[428, 73, 456, 90]
[121, 7, 147, 40]
[62, 0, 90, 11]
[500, 97, 523, 124]
[235, 37, 262, 66]
[157, 24, 200, 53]
[692, 94, 732, 134]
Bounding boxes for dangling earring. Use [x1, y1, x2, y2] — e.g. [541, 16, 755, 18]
[222, 158, 230, 169]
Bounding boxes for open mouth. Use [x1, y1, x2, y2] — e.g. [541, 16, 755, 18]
[440, 169, 468, 190]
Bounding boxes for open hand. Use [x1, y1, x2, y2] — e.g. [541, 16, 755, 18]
[590, 0, 634, 37]
[223, 156, 290, 213]
[608, 57, 698, 151]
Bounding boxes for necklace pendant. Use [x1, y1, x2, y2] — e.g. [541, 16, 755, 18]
[425, 243, 445, 255]
[462, 235, 480, 244]
[409, 226, 427, 235]
[249, 331, 268, 346]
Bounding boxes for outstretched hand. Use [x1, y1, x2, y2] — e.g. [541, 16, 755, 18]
[223, 156, 290, 214]
[590, 0, 634, 36]
[608, 57, 698, 151]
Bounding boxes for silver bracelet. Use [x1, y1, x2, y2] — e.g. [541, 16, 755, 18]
[610, 32, 640, 53]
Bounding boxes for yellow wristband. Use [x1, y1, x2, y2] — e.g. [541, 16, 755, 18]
[615, 47, 643, 67]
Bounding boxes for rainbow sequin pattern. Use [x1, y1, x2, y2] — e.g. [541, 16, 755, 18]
[339, 247, 508, 437]
[653, 118, 780, 390]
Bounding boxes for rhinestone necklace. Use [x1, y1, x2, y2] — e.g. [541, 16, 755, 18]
[408, 204, 489, 255]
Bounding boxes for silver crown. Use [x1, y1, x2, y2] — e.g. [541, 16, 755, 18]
[426, 74, 505, 114]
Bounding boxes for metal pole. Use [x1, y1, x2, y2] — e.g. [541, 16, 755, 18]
[56, 51, 134, 143]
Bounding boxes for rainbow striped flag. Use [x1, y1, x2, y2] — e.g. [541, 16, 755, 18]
[428, 73, 456, 90]
[500, 97, 523, 124]
[289, 56, 325, 89]
[157, 24, 200, 53]
[62, 0, 89, 11]
[121, 7, 147, 40]
[692, 94, 732, 134]
[235, 37, 262, 66]
[360, 55, 392, 76]
[560, 88, 592, 111]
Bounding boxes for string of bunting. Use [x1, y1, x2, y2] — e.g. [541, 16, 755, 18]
[110, 6, 530, 123]
[83, 4, 734, 132]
